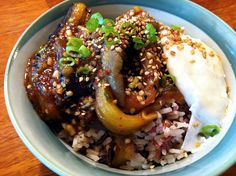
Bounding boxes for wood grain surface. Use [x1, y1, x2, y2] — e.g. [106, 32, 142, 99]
[0, 0, 235, 175]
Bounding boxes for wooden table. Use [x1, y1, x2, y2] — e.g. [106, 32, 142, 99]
[0, 0, 235, 175]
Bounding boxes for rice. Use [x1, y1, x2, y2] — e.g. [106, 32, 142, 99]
[68, 99, 191, 170]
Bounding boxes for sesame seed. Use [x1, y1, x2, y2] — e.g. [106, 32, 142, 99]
[177, 44, 184, 50]
[209, 51, 215, 57]
[79, 77, 83, 82]
[140, 101, 145, 105]
[141, 58, 146, 62]
[52, 70, 60, 79]
[193, 122, 200, 127]
[152, 65, 156, 69]
[61, 82, 66, 87]
[130, 11, 134, 16]
[125, 138, 131, 144]
[154, 72, 158, 77]
[202, 51, 207, 59]
[66, 90, 73, 96]
[95, 55, 101, 59]
[74, 111, 80, 116]
[66, 29, 72, 37]
[112, 100, 118, 104]
[56, 87, 63, 94]
[137, 95, 143, 101]
[170, 51, 176, 56]
[190, 60, 195, 64]
[81, 112, 86, 116]
[146, 52, 153, 59]
[144, 71, 150, 75]
[125, 90, 131, 95]
[27, 84, 32, 89]
[150, 165, 155, 169]
[190, 49, 195, 55]
[53, 81, 57, 87]
[56, 84, 61, 89]
[165, 46, 170, 50]
[47, 57, 53, 66]
[139, 90, 144, 96]
[104, 83, 110, 87]
[92, 68, 97, 72]
[111, 45, 115, 50]
[85, 77, 90, 82]
[98, 82, 101, 87]
[149, 59, 153, 64]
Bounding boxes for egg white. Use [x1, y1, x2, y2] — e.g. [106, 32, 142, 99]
[160, 30, 229, 152]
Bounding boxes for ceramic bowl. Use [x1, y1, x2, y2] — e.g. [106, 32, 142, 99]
[4, 0, 236, 175]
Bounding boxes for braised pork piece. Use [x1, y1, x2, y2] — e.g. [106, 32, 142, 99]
[25, 3, 100, 127]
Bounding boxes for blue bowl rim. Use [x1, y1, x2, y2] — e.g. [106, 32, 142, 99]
[4, 0, 236, 176]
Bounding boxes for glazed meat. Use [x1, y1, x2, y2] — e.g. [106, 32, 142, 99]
[25, 3, 98, 125]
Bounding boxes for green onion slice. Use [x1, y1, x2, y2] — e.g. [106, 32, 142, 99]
[103, 18, 115, 27]
[79, 45, 92, 58]
[66, 46, 80, 56]
[104, 32, 120, 46]
[101, 26, 115, 34]
[91, 12, 104, 25]
[76, 66, 91, 76]
[160, 74, 176, 88]
[132, 37, 145, 50]
[120, 22, 136, 36]
[200, 125, 220, 137]
[146, 23, 156, 35]
[67, 37, 83, 47]
[146, 23, 158, 43]
[86, 18, 100, 33]
[171, 25, 181, 30]
[59, 57, 75, 67]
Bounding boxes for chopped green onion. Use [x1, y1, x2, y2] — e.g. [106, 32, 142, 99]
[146, 23, 158, 43]
[59, 57, 75, 67]
[86, 18, 100, 33]
[91, 12, 104, 25]
[120, 22, 136, 36]
[132, 37, 145, 50]
[101, 26, 115, 34]
[66, 45, 80, 56]
[171, 25, 181, 30]
[67, 37, 83, 47]
[104, 32, 120, 46]
[146, 23, 157, 35]
[160, 74, 176, 88]
[148, 35, 158, 43]
[200, 125, 220, 137]
[76, 66, 91, 76]
[79, 45, 92, 58]
[103, 18, 115, 27]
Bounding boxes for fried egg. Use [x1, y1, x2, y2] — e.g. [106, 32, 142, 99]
[160, 28, 229, 152]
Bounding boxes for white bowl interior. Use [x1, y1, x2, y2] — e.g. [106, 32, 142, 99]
[5, 4, 236, 176]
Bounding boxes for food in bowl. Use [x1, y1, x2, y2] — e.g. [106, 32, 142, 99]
[24, 3, 229, 170]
